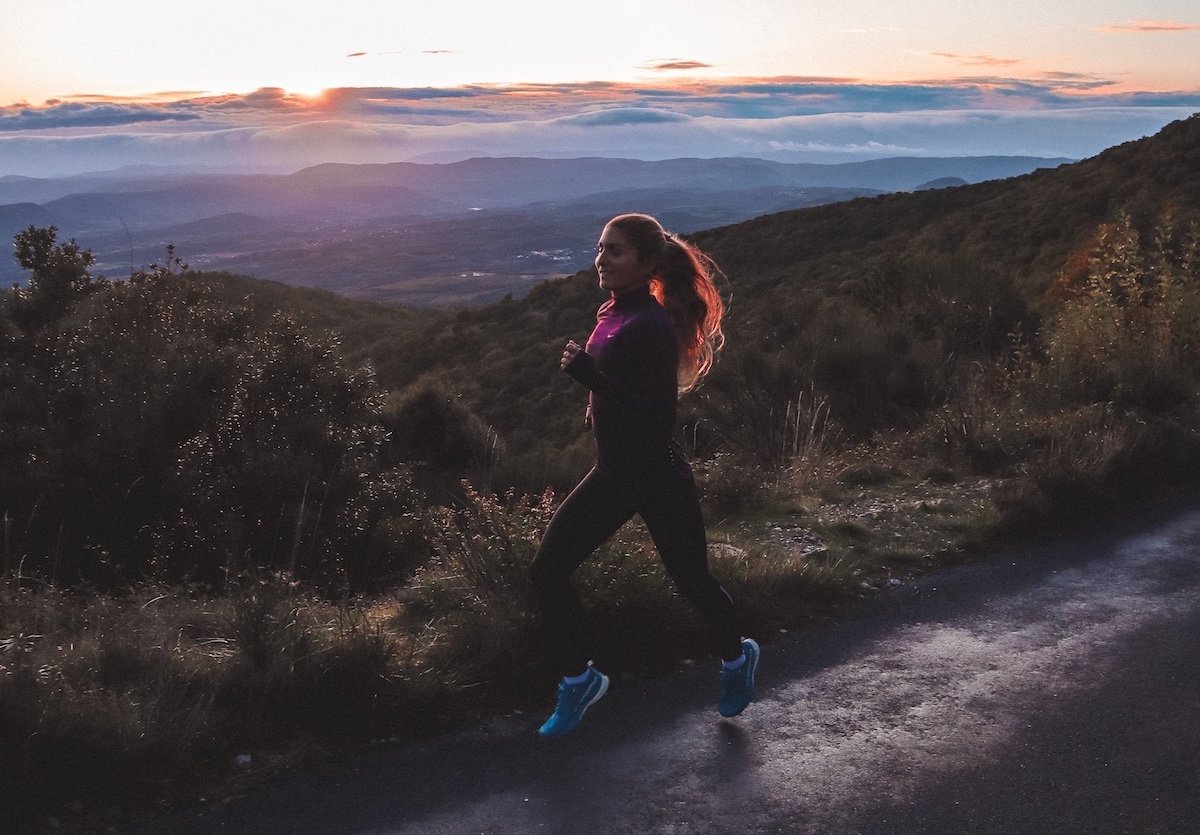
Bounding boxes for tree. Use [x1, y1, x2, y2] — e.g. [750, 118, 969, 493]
[9, 226, 103, 334]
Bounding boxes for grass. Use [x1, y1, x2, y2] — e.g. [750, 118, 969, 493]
[3, 417, 1197, 833]
[0, 578, 437, 833]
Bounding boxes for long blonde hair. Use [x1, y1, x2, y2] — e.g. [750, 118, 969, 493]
[605, 213, 726, 392]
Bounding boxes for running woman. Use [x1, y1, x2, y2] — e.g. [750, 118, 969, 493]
[531, 213, 758, 737]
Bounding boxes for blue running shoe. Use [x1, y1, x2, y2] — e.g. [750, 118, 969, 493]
[538, 664, 609, 737]
[718, 638, 760, 717]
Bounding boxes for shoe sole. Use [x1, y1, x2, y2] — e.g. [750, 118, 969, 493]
[585, 675, 610, 719]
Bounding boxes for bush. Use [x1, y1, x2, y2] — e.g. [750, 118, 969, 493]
[1042, 211, 1200, 408]
[381, 378, 504, 497]
[694, 453, 767, 516]
[0, 233, 421, 588]
[406, 484, 555, 691]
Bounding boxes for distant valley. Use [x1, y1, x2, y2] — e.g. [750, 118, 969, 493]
[0, 154, 1069, 305]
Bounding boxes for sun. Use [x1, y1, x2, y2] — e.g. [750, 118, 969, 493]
[286, 84, 334, 100]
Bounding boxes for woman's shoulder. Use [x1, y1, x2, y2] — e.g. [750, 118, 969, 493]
[635, 295, 673, 330]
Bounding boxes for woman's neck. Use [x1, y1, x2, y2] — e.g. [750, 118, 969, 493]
[611, 283, 651, 300]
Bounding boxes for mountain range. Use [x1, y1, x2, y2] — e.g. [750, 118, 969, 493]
[262, 112, 1198, 463]
[0, 155, 1068, 304]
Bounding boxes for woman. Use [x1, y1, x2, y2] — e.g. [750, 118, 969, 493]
[531, 213, 758, 737]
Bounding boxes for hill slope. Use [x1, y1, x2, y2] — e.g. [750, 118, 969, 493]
[697, 113, 1200, 308]
[190, 114, 1199, 478]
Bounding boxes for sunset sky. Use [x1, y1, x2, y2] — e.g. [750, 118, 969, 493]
[2, 0, 1199, 176]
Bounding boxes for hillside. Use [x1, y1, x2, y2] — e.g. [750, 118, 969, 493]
[696, 113, 1200, 308]
[257, 113, 1195, 473]
[10, 116, 1193, 487]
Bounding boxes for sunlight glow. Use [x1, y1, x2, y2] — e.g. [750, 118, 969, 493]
[0, 1, 1197, 176]
[2, 0, 1194, 106]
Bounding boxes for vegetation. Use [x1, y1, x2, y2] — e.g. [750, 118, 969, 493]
[2, 113, 1200, 831]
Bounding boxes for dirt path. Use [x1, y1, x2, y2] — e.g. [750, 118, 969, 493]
[137, 499, 1200, 834]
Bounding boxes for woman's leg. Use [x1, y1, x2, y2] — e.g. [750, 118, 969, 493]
[639, 473, 743, 662]
[531, 468, 634, 676]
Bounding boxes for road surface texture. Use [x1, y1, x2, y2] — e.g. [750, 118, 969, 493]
[139, 499, 1200, 834]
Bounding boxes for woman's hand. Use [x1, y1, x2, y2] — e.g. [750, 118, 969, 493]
[560, 340, 583, 371]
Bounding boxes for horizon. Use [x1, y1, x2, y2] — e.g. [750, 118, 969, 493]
[0, 149, 1085, 184]
[2, 2, 1199, 178]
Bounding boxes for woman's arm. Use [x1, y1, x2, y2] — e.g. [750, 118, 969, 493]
[560, 328, 675, 412]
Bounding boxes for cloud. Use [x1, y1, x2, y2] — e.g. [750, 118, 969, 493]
[556, 108, 691, 126]
[931, 52, 1021, 67]
[767, 138, 926, 156]
[9, 77, 1197, 132]
[0, 101, 201, 130]
[641, 60, 713, 71]
[62, 91, 209, 103]
[195, 87, 313, 112]
[1100, 20, 1199, 33]
[3, 105, 1196, 179]
[346, 49, 445, 58]
[1, 76, 1197, 177]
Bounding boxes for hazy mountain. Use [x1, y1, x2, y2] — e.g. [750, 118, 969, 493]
[0, 154, 1070, 301]
[280, 155, 1069, 208]
[0, 202, 56, 245]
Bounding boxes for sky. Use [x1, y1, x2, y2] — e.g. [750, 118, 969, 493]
[1, 0, 1199, 177]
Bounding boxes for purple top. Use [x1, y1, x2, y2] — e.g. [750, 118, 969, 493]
[565, 286, 689, 477]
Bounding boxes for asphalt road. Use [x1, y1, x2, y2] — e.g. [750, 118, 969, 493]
[138, 498, 1200, 834]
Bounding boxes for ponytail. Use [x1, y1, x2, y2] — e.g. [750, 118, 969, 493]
[605, 213, 726, 392]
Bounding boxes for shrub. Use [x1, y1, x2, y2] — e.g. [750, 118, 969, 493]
[1042, 211, 1200, 408]
[694, 453, 767, 516]
[405, 484, 554, 691]
[1, 235, 420, 588]
[381, 378, 504, 496]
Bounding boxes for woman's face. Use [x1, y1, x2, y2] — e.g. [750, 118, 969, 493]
[595, 224, 652, 294]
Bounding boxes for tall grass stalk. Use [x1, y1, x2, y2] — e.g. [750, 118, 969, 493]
[781, 388, 838, 489]
[288, 478, 309, 576]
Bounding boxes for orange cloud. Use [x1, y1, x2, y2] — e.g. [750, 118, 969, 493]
[1100, 19, 1200, 33]
[62, 91, 208, 103]
[931, 52, 1021, 67]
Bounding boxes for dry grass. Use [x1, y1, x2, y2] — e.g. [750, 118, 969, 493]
[0, 577, 435, 833]
[4, 414, 1199, 832]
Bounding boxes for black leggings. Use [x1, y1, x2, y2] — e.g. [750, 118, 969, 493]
[530, 466, 741, 676]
